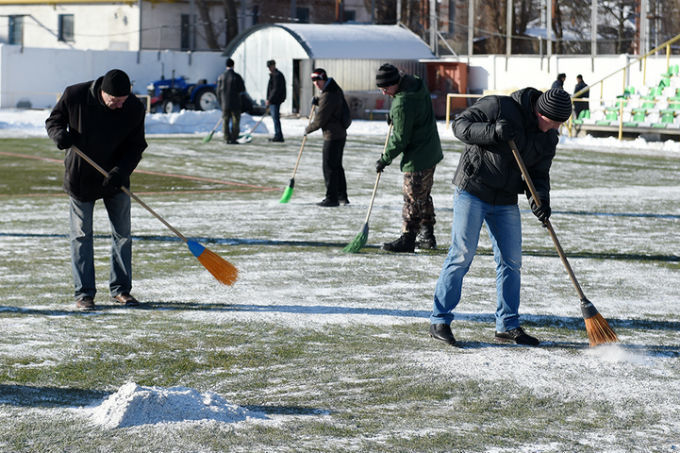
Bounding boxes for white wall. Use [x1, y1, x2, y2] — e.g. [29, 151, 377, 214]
[456, 54, 680, 109]
[1, 44, 225, 109]
[0, 4, 140, 50]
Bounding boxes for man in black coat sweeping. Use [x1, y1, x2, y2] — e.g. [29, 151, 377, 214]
[429, 87, 572, 347]
[305, 68, 351, 207]
[45, 69, 147, 310]
[216, 58, 246, 144]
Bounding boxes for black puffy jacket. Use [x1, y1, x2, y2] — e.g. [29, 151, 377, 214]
[452, 87, 558, 205]
[45, 76, 147, 202]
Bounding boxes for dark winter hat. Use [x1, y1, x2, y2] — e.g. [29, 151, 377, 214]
[376, 63, 400, 88]
[266, 59, 276, 67]
[311, 68, 327, 81]
[101, 69, 131, 96]
[536, 88, 572, 122]
[226, 58, 235, 67]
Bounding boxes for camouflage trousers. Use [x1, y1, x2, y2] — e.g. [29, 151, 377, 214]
[401, 166, 436, 234]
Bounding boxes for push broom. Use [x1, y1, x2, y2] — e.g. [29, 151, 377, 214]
[72, 146, 238, 286]
[279, 105, 316, 203]
[202, 117, 223, 143]
[508, 139, 617, 346]
[237, 106, 270, 144]
[343, 125, 393, 253]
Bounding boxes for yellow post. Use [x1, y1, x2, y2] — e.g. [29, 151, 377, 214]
[445, 93, 451, 129]
[667, 44, 671, 70]
[618, 99, 624, 141]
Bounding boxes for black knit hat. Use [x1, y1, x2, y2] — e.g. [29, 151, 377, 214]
[226, 58, 235, 67]
[536, 88, 572, 122]
[376, 63, 400, 88]
[311, 68, 327, 81]
[101, 69, 131, 96]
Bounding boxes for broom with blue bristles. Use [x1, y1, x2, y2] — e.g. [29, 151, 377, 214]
[72, 146, 238, 285]
[343, 125, 392, 253]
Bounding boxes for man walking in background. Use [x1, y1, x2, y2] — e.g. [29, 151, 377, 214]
[45, 69, 147, 310]
[551, 73, 566, 90]
[266, 59, 286, 143]
[305, 68, 351, 207]
[573, 74, 589, 118]
[216, 57, 245, 145]
[375, 63, 443, 253]
[429, 87, 573, 347]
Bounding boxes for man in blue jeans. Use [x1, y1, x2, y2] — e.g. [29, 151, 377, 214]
[265, 59, 286, 142]
[46, 69, 147, 310]
[429, 87, 572, 346]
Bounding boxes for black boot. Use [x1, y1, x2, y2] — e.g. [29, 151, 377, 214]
[382, 232, 416, 253]
[416, 224, 436, 250]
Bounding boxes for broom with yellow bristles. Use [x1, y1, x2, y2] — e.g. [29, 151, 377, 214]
[508, 139, 617, 347]
[72, 146, 238, 286]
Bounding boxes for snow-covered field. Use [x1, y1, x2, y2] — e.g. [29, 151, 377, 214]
[0, 108, 679, 452]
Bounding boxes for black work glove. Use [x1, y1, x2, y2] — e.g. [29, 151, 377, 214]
[311, 96, 319, 106]
[494, 119, 515, 142]
[386, 113, 392, 125]
[55, 131, 73, 150]
[375, 158, 387, 173]
[102, 167, 129, 190]
[529, 195, 551, 223]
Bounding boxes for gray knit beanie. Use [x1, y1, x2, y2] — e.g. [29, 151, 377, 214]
[376, 63, 400, 88]
[536, 88, 572, 122]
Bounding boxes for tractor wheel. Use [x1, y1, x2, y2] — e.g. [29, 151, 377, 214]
[195, 88, 218, 111]
[162, 99, 180, 114]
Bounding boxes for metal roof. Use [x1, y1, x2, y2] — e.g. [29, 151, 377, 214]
[223, 23, 435, 60]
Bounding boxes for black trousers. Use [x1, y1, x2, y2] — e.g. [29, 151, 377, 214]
[322, 137, 347, 202]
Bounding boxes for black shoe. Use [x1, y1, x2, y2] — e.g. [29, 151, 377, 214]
[382, 232, 416, 253]
[495, 327, 540, 346]
[75, 296, 95, 311]
[268, 137, 285, 143]
[429, 323, 456, 346]
[227, 139, 239, 144]
[416, 225, 436, 250]
[317, 198, 339, 207]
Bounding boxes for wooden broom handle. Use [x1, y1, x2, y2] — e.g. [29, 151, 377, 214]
[70, 146, 188, 243]
[507, 139, 587, 300]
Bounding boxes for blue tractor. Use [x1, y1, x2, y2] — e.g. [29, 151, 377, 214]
[147, 71, 218, 113]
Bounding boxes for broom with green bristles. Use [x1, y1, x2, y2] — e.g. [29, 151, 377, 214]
[279, 105, 315, 203]
[343, 125, 392, 253]
[508, 139, 617, 346]
[202, 117, 223, 143]
[72, 146, 238, 286]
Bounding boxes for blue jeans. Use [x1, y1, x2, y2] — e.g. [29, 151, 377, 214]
[430, 188, 522, 332]
[270, 103, 283, 140]
[69, 191, 132, 300]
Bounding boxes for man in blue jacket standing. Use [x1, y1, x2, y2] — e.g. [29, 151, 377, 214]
[266, 59, 286, 143]
[45, 69, 147, 310]
[429, 88, 572, 347]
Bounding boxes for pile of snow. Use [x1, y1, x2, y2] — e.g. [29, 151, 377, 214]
[88, 382, 265, 429]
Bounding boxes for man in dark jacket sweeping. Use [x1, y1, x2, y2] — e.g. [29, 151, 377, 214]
[429, 87, 572, 347]
[45, 69, 147, 310]
[266, 59, 286, 142]
[305, 68, 350, 207]
[216, 58, 246, 144]
[375, 63, 443, 252]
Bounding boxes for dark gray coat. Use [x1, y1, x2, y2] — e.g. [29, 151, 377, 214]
[216, 68, 245, 112]
[266, 68, 286, 105]
[45, 77, 147, 202]
[305, 78, 347, 140]
[452, 87, 558, 205]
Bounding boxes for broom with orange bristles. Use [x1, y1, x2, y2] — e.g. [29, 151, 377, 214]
[72, 146, 238, 286]
[508, 139, 617, 346]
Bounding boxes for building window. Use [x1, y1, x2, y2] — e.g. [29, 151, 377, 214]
[8, 15, 23, 45]
[58, 14, 74, 42]
[252, 5, 259, 25]
[344, 10, 356, 22]
[180, 14, 190, 50]
[296, 7, 309, 23]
